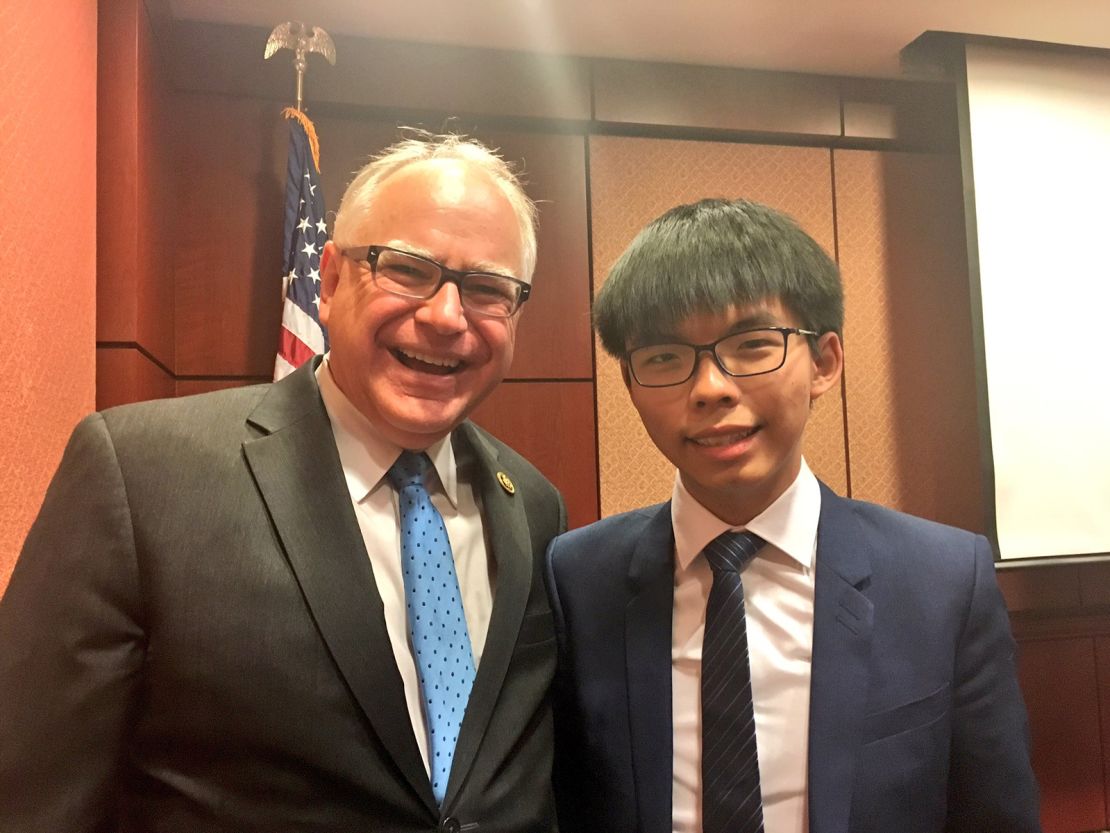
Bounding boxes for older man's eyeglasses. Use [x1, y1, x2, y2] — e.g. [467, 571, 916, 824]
[342, 245, 531, 318]
[627, 327, 818, 388]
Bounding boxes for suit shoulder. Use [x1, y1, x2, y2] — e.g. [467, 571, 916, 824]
[99, 383, 271, 435]
[462, 422, 557, 495]
[843, 495, 979, 547]
[824, 489, 989, 584]
[550, 503, 665, 558]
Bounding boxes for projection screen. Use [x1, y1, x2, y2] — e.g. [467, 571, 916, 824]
[963, 42, 1110, 560]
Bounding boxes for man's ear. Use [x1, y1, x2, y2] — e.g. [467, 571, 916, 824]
[809, 331, 844, 401]
[318, 242, 341, 325]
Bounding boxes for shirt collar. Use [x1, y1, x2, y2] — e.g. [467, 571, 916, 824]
[671, 458, 821, 573]
[316, 355, 459, 506]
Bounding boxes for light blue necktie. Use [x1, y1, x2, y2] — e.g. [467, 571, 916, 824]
[388, 451, 476, 806]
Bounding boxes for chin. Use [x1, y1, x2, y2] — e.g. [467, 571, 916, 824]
[387, 407, 466, 442]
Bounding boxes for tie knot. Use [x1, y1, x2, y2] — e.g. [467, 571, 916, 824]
[703, 530, 765, 574]
[387, 450, 432, 491]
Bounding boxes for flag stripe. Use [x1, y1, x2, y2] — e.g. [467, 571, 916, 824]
[274, 114, 329, 380]
[280, 297, 327, 353]
[279, 326, 317, 370]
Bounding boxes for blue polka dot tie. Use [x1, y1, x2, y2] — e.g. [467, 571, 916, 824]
[702, 529, 766, 833]
[388, 451, 476, 807]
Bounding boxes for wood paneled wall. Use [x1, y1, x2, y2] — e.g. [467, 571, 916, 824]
[589, 137, 846, 514]
[88, 12, 1110, 830]
[96, 0, 175, 406]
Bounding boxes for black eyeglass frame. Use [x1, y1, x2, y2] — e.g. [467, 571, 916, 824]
[626, 326, 820, 388]
[342, 244, 532, 317]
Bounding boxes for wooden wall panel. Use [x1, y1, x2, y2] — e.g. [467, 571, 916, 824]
[1098, 636, 1110, 828]
[1080, 561, 1110, 607]
[96, 0, 139, 343]
[589, 136, 845, 517]
[833, 150, 982, 531]
[469, 381, 598, 530]
[135, 3, 175, 368]
[0, 0, 97, 592]
[1018, 638, 1106, 833]
[481, 131, 591, 380]
[998, 564, 1082, 612]
[594, 60, 841, 137]
[96, 348, 175, 411]
[173, 93, 286, 377]
[169, 20, 591, 122]
[97, 0, 174, 368]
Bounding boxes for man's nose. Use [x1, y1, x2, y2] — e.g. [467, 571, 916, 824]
[689, 350, 739, 405]
[416, 280, 468, 334]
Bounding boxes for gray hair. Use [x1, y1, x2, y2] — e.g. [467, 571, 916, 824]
[332, 132, 538, 280]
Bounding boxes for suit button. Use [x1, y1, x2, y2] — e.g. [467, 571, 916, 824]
[438, 818, 461, 833]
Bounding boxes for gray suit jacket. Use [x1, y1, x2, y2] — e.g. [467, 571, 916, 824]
[0, 359, 566, 833]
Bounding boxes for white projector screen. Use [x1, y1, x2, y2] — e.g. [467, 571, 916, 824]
[964, 42, 1110, 560]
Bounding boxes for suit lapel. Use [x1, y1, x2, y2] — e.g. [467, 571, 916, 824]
[625, 504, 676, 833]
[442, 423, 533, 809]
[808, 484, 874, 833]
[242, 360, 437, 816]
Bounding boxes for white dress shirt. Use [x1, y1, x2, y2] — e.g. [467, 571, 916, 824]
[671, 460, 821, 833]
[316, 357, 494, 776]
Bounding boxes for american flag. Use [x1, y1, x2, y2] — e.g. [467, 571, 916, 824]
[274, 109, 329, 380]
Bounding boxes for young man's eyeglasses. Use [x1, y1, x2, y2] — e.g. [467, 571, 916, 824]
[341, 245, 531, 318]
[627, 327, 818, 388]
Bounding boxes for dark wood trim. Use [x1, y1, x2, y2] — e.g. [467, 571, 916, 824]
[97, 341, 174, 378]
[903, 30, 1110, 80]
[943, 41, 1002, 559]
[1011, 607, 1110, 642]
[999, 553, 1110, 570]
[165, 19, 961, 155]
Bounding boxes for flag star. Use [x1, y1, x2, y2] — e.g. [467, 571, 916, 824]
[309, 267, 320, 282]
[287, 268, 297, 281]
[316, 219, 327, 234]
[302, 241, 318, 257]
[309, 183, 317, 195]
[313, 295, 321, 309]
[304, 170, 311, 179]
[297, 216, 311, 232]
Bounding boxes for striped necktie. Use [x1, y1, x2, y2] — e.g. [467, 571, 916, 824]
[701, 529, 766, 833]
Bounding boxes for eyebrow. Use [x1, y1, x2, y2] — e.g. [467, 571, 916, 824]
[382, 241, 518, 278]
[632, 310, 786, 347]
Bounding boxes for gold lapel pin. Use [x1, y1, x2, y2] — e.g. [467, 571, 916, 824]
[496, 471, 516, 495]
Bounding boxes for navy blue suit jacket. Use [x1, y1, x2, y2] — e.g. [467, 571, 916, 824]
[545, 484, 1040, 833]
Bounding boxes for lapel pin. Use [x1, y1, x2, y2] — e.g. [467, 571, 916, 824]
[496, 471, 516, 495]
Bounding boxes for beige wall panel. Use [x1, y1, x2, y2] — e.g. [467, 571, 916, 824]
[590, 136, 846, 517]
[834, 150, 981, 532]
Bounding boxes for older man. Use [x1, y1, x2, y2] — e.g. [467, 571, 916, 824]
[0, 135, 565, 832]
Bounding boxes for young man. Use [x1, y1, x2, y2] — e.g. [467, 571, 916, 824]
[545, 198, 1040, 833]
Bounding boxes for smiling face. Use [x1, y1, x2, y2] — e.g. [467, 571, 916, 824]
[625, 298, 842, 525]
[319, 158, 526, 450]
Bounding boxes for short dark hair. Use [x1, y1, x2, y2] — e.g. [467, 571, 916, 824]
[593, 198, 844, 356]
